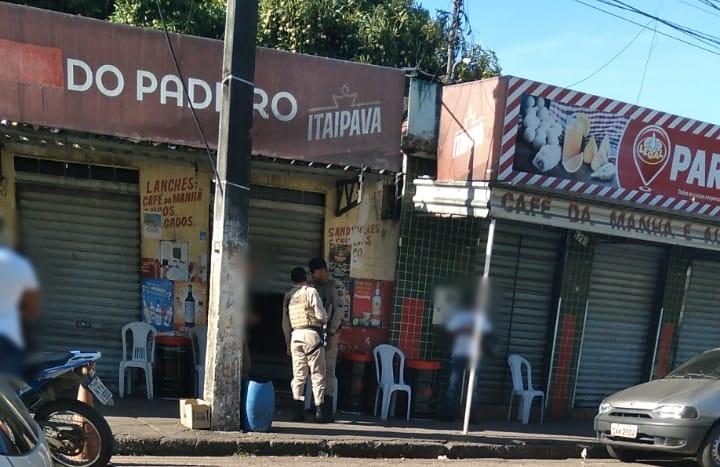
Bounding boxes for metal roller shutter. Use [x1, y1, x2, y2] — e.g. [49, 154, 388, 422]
[476, 221, 562, 404]
[17, 183, 141, 388]
[574, 242, 665, 408]
[249, 191, 324, 293]
[674, 260, 720, 367]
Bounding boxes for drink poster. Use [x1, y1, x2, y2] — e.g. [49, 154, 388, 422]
[173, 282, 208, 331]
[141, 278, 174, 332]
[350, 279, 393, 328]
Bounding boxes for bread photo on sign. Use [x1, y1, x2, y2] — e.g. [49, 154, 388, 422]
[520, 98, 616, 183]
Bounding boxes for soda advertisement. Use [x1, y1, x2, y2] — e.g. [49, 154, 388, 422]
[141, 279, 174, 332]
[499, 77, 720, 216]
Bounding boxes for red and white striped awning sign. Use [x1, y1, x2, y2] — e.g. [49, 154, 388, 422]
[498, 76, 720, 217]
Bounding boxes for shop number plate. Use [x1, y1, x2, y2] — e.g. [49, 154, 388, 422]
[88, 377, 114, 406]
[610, 423, 638, 439]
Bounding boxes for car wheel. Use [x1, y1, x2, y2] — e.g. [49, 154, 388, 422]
[698, 425, 720, 467]
[607, 446, 639, 462]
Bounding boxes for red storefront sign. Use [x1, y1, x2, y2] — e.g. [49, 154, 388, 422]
[497, 77, 720, 216]
[0, 3, 404, 171]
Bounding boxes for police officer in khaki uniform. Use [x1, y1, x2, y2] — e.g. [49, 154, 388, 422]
[308, 257, 346, 422]
[282, 267, 330, 423]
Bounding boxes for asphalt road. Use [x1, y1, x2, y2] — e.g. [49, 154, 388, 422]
[110, 456, 697, 466]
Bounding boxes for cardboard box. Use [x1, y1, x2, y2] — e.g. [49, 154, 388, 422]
[180, 399, 211, 430]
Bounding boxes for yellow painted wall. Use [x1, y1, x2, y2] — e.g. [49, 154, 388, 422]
[0, 148, 17, 246]
[325, 181, 400, 281]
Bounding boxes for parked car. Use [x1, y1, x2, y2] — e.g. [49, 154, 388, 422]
[595, 348, 720, 466]
[0, 381, 52, 467]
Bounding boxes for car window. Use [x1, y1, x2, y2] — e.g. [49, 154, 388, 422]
[667, 349, 720, 379]
[0, 387, 38, 456]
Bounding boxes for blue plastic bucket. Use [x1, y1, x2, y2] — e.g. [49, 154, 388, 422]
[243, 380, 274, 432]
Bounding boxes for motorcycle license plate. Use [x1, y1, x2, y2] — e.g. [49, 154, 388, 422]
[88, 377, 113, 406]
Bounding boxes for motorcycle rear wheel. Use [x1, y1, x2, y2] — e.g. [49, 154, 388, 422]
[35, 399, 114, 467]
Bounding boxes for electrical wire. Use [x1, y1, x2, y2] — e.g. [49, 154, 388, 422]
[565, 19, 651, 88]
[154, 0, 224, 197]
[571, 0, 720, 56]
[636, 18, 659, 104]
[596, 0, 720, 50]
[675, 0, 720, 18]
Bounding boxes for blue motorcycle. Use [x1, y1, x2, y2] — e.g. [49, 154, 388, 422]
[18, 351, 114, 467]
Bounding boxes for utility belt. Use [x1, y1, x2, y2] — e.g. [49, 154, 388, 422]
[291, 325, 327, 355]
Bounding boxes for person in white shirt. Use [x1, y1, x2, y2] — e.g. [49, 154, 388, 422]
[443, 303, 493, 421]
[0, 224, 40, 376]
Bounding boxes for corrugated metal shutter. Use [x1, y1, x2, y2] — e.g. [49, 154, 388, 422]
[674, 260, 720, 367]
[574, 242, 664, 408]
[476, 221, 562, 404]
[249, 197, 324, 293]
[17, 183, 140, 388]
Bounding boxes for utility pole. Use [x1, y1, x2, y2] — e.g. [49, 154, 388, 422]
[445, 0, 462, 78]
[204, 0, 258, 431]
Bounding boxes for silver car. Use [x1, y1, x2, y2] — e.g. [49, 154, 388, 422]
[595, 348, 720, 467]
[0, 382, 52, 467]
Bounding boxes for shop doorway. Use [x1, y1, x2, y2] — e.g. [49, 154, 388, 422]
[247, 186, 325, 383]
[14, 157, 141, 389]
[574, 241, 665, 408]
[674, 258, 720, 368]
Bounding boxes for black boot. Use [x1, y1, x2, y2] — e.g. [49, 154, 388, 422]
[324, 397, 335, 422]
[315, 403, 330, 423]
[291, 400, 306, 422]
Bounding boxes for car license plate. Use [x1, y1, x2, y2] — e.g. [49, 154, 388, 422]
[88, 377, 114, 406]
[610, 423, 638, 439]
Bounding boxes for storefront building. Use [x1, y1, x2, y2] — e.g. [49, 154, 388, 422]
[399, 75, 720, 418]
[0, 3, 405, 390]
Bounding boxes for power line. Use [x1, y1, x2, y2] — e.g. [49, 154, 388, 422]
[597, 0, 720, 50]
[571, 0, 720, 56]
[565, 19, 651, 88]
[675, 0, 720, 18]
[636, 18, 658, 103]
[154, 0, 224, 197]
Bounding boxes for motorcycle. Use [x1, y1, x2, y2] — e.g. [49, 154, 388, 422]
[18, 351, 115, 467]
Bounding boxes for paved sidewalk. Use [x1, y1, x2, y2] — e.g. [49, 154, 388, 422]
[102, 399, 604, 460]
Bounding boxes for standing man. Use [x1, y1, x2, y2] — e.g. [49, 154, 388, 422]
[308, 257, 345, 422]
[282, 267, 330, 423]
[0, 218, 40, 376]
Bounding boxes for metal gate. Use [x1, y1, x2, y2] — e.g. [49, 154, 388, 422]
[674, 260, 720, 367]
[249, 186, 324, 293]
[476, 221, 562, 404]
[574, 242, 665, 408]
[17, 183, 140, 388]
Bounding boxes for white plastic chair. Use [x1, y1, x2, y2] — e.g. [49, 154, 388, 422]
[304, 376, 338, 414]
[189, 327, 208, 398]
[507, 354, 544, 424]
[118, 322, 157, 399]
[373, 344, 411, 421]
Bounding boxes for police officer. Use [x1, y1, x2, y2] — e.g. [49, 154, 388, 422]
[308, 257, 346, 422]
[282, 267, 330, 423]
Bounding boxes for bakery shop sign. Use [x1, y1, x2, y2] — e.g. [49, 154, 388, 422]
[497, 77, 720, 217]
[0, 3, 404, 171]
[492, 188, 720, 251]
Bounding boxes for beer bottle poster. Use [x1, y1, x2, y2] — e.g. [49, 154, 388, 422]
[141, 278, 174, 332]
[328, 243, 352, 322]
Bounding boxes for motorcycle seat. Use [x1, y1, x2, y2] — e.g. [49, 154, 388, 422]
[24, 352, 75, 377]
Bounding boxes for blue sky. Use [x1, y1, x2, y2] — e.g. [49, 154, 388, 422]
[418, 0, 719, 125]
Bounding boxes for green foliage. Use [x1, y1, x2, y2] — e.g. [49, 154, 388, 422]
[12, 0, 500, 80]
[110, 0, 226, 39]
[6, 0, 114, 18]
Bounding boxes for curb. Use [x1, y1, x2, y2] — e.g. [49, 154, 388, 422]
[115, 435, 608, 460]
